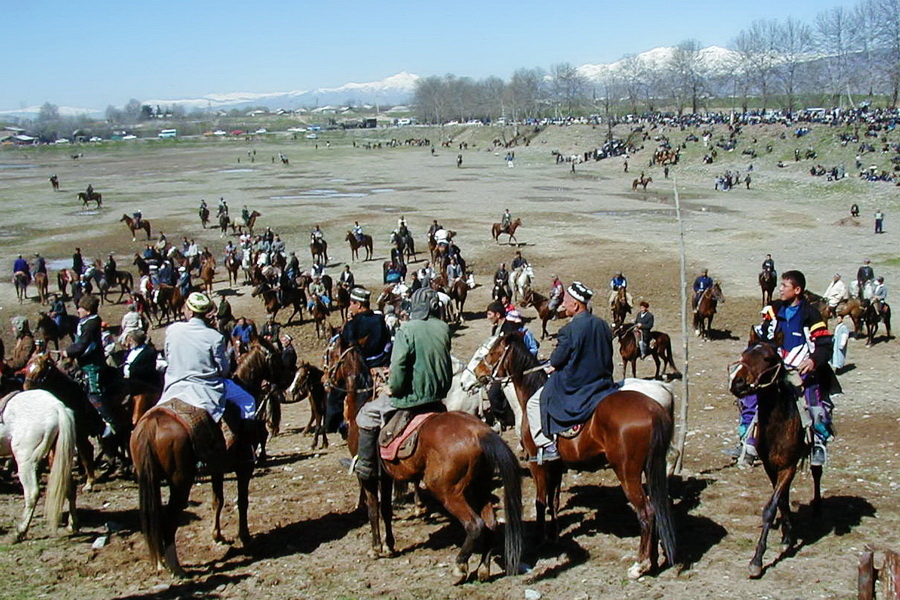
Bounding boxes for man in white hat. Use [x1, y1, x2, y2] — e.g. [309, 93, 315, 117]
[177, 265, 192, 298]
[822, 273, 848, 309]
[526, 281, 617, 464]
[160, 291, 257, 427]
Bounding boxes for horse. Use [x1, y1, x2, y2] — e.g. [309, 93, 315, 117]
[199, 205, 210, 229]
[218, 213, 231, 238]
[130, 341, 287, 577]
[151, 285, 184, 326]
[729, 335, 823, 578]
[235, 210, 261, 235]
[491, 218, 522, 246]
[200, 258, 216, 294]
[35, 312, 78, 349]
[57, 268, 79, 298]
[252, 282, 306, 325]
[759, 270, 776, 306]
[611, 287, 632, 328]
[520, 289, 565, 340]
[615, 324, 681, 380]
[225, 254, 241, 286]
[474, 333, 677, 580]
[85, 266, 129, 305]
[693, 283, 725, 338]
[0, 389, 77, 541]
[345, 232, 374, 261]
[50, 175, 60, 191]
[310, 238, 329, 265]
[509, 265, 533, 303]
[631, 176, 652, 191]
[121, 214, 151, 241]
[34, 272, 49, 304]
[77, 191, 102, 208]
[390, 229, 416, 262]
[861, 299, 892, 347]
[326, 339, 524, 583]
[13, 271, 28, 303]
[285, 362, 329, 449]
[309, 294, 330, 339]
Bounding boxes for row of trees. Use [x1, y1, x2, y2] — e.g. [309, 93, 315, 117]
[413, 0, 900, 123]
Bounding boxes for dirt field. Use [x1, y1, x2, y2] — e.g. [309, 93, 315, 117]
[0, 122, 898, 600]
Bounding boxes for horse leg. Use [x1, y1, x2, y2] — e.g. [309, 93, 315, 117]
[236, 464, 253, 548]
[810, 464, 823, 513]
[162, 478, 191, 578]
[652, 354, 662, 379]
[749, 466, 795, 578]
[361, 477, 387, 557]
[76, 434, 97, 492]
[211, 473, 226, 543]
[441, 490, 485, 584]
[475, 488, 498, 582]
[13, 459, 39, 542]
[615, 457, 657, 579]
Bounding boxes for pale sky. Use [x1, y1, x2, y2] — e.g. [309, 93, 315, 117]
[4, 0, 857, 112]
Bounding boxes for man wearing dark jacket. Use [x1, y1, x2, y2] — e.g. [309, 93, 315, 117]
[122, 329, 160, 389]
[527, 281, 618, 463]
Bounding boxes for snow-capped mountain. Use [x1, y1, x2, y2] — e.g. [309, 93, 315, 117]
[578, 45, 739, 81]
[143, 72, 420, 112]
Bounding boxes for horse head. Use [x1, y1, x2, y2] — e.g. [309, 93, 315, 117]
[729, 342, 783, 398]
[711, 282, 725, 303]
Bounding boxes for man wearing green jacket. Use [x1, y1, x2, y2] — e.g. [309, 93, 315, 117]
[354, 287, 452, 480]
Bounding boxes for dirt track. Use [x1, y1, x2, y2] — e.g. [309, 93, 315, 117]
[0, 123, 898, 599]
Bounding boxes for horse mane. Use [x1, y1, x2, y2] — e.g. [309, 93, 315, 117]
[502, 332, 547, 393]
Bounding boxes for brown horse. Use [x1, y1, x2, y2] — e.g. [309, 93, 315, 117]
[833, 298, 863, 335]
[520, 289, 566, 340]
[234, 210, 261, 235]
[224, 255, 240, 286]
[251, 282, 306, 324]
[13, 271, 28, 303]
[345, 231, 374, 261]
[693, 282, 724, 338]
[33, 272, 49, 304]
[151, 285, 183, 326]
[77, 191, 102, 208]
[308, 294, 330, 339]
[199, 205, 210, 229]
[50, 175, 60, 191]
[200, 257, 216, 294]
[491, 218, 522, 246]
[130, 342, 286, 577]
[615, 324, 680, 380]
[861, 300, 892, 347]
[120, 214, 151, 241]
[431, 275, 469, 324]
[285, 362, 329, 449]
[729, 335, 823, 578]
[632, 175, 652, 191]
[759, 270, 776, 306]
[474, 333, 676, 579]
[310, 238, 329, 265]
[333, 285, 351, 323]
[34, 312, 78, 349]
[57, 268, 79, 298]
[326, 339, 524, 583]
[611, 286, 632, 328]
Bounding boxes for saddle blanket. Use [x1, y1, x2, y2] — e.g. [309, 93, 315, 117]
[379, 411, 438, 462]
[155, 398, 235, 471]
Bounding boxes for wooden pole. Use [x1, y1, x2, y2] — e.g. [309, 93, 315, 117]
[673, 179, 690, 475]
[858, 550, 875, 600]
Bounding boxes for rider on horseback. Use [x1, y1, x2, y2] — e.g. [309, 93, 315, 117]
[608, 271, 633, 308]
[856, 259, 874, 299]
[133, 209, 143, 230]
[353, 221, 364, 242]
[511, 250, 528, 271]
[177, 266, 191, 298]
[86, 183, 94, 198]
[311, 224, 325, 243]
[354, 288, 452, 481]
[527, 282, 618, 464]
[493, 263, 510, 300]
[692, 269, 713, 311]
[339, 265, 355, 289]
[634, 301, 654, 359]
[33, 253, 47, 276]
[737, 270, 839, 467]
[548, 275, 564, 317]
[872, 277, 888, 315]
[104, 253, 117, 284]
[761, 254, 776, 275]
[823, 273, 849, 309]
[241, 205, 251, 227]
[216, 198, 228, 218]
[446, 257, 463, 284]
[307, 276, 330, 311]
[501, 209, 512, 233]
[13, 254, 30, 285]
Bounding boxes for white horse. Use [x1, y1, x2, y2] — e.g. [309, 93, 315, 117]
[0, 390, 77, 541]
[508, 266, 534, 303]
[446, 336, 522, 436]
[849, 279, 876, 300]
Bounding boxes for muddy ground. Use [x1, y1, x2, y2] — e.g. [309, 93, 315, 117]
[0, 122, 897, 599]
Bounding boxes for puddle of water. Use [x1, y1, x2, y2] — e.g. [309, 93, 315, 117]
[220, 168, 256, 173]
[0, 163, 37, 170]
[47, 259, 72, 270]
[592, 209, 677, 217]
[370, 188, 395, 194]
[525, 196, 580, 203]
[329, 178, 348, 183]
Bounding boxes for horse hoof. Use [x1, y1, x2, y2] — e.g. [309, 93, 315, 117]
[367, 548, 382, 559]
[476, 562, 491, 582]
[627, 559, 651, 580]
[452, 564, 469, 585]
[748, 563, 763, 579]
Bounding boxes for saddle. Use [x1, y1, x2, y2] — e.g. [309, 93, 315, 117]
[378, 408, 441, 462]
[156, 398, 239, 472]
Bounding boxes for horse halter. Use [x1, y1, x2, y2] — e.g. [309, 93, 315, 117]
[728, 348, 783, 392]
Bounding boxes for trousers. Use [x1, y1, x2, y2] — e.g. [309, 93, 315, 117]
[526, 386, 553, 447]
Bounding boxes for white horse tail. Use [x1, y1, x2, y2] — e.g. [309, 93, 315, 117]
[45, 403, 76, 532]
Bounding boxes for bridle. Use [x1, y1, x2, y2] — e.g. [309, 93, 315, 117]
[476, 338, 547, 385]
[728, 347, 783, 392]
[323, 339, 377, 394]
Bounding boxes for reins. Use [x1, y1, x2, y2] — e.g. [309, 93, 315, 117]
[728, 357, 783, 391]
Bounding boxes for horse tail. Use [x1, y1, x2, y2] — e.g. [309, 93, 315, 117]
[132, 414, 164, 567]
[646, 409, 677, 566]
[45, 402, 76, 531]
[479, 432, 522, 576]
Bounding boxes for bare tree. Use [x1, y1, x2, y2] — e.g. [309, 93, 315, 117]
[617, 54, 648, 114]
[550, 62, 587, 116]
[508, 68, 545, 121]
[732, 20, 779, 110]
[775, 17, 814, 116]
[668, 40, 707, 114]
[815, 6, 854, 106]
[869, 0, 900, 107]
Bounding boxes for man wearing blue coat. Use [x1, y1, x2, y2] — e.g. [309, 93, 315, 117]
[526, 281, 618, 464]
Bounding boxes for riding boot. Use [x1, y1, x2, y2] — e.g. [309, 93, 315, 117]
[639, 341, 648, 359]
[355, 427, 379, 481]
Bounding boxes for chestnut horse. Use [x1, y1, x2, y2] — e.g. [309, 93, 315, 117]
[225, 254, 240, 286]
[325, 338, 523, 583]
[611, 286, 632, 328]
[693, 282, 724, 338]
[285, 362, 329, 449]
[345, 231, 374, 261]
[614, 324, 680, 380]
[251, 281, 306, 325]
[491, 217, 522, 246]
[33, 272, 49, 304]
[729, 334, 822, 578]
[120, 214, 152, 241]
[310, 238, 329, 265]
[77, 191, 102, 208]
[200, 257, 216, 294]
[130, 342, 286, 577]
[520, 289, 566, 340]
[631, 175, 652, 191]
[474, 333, 677, 580]
[13, 271, 28, 303]
[759, 270, 776, 306]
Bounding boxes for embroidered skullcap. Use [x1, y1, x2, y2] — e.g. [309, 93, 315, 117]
[185, 291, 213, 314]
[409, 288, 439, 320]
[567, 281, 593, 304]
[350, 287, 370, 303]
[505, 310, 523, 323]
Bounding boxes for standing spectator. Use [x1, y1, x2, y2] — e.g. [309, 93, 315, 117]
[874, 209, 884, 234]
[830, 315, 849, 371]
